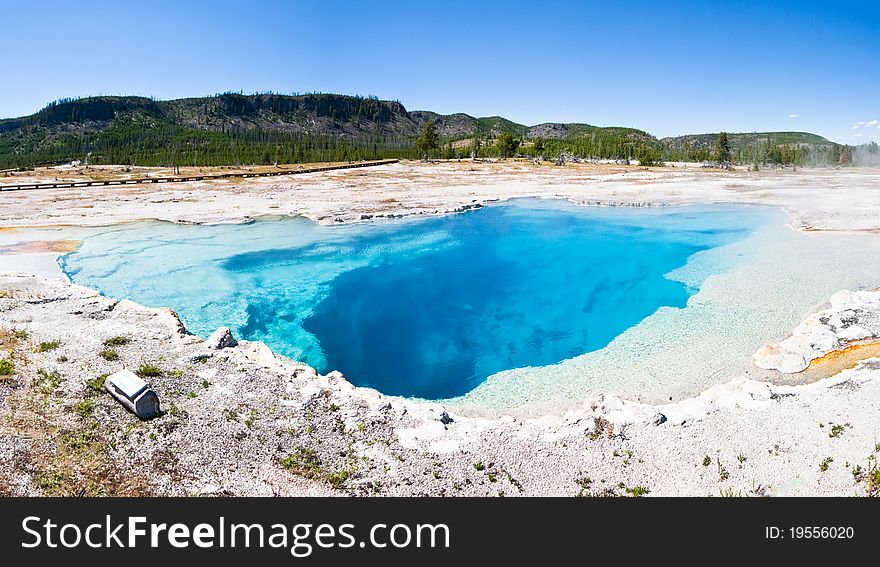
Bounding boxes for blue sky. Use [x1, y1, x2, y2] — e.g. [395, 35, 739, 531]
[2, 0, 877, 143]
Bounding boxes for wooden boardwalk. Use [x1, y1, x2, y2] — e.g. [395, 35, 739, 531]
[0, 159, 399, 192]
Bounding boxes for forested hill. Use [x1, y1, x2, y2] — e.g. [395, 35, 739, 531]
[0, 93, 852, 168]
[661, 131, 837, 164]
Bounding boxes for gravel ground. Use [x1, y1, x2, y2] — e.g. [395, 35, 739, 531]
[2, 161, 880, 233]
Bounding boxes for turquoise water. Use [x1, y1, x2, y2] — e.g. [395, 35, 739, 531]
[61, 200, 767, 399]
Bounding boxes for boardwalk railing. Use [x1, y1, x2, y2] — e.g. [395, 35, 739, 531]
[0, 159, 399, 192]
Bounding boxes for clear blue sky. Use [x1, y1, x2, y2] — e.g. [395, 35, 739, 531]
[2, 0, 878, 143]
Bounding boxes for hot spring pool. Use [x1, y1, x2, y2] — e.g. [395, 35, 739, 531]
[59, 199, 880, 414]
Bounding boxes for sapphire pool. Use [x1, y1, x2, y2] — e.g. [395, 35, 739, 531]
[61, 200, 767, 399]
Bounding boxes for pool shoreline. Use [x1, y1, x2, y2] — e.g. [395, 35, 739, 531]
[57, 199, 776, 405]
[2, 187, 879, 414]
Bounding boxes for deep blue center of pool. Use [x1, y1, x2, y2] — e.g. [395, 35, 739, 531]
[61, 200, 762, 399]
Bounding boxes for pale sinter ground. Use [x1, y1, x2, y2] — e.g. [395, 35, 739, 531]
[1, 160, 879, 496]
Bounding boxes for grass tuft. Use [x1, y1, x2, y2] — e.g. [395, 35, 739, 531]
[281, 446, 323, 478]
[86, 374, 108, 394]
[100, 349, 118, 361]
[73, 398, 96, 419]
[625, 485, 650, 497]
[37, 340, 61, 352]
[135, 362, 163, 379]
[36, 368, 62, 395]
[829, 423, 847, 438]
[103, 336, 130, 347]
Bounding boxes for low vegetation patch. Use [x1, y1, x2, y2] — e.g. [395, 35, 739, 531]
[828, 423, 849, 438]
[0, 357, 13, 376]
[588, 416, 613, 441]
[60, 427, 98, 451]
[326, 470, 350, 489]
[625, 485, 650, 497]
[36, 368, 62, 395]
[575, 476, 592, 496]
[717, 459, 730, 481]
[86, 374, 108, 394]
[34, 469, 75, 495]
[281, 446, 323, 478]
[73, 398, 96, 419]
[244, 409, 257, 429]
[280, 445, 355, 490]
[135, 362, 163, 379]
[37, 340, 61, 352]
[34, 420, 145, 496]
[103, 336, 130, 347]
[867, 465, 880, 497]
[819, 457, 834, 472]
[100, 349, 119, 361]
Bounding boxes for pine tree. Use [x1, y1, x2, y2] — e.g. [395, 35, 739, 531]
[715, 132, 731, 164]
[416, 120, 439, 162]
[532, 137, 545, 157]
[496, 132, 520, 159]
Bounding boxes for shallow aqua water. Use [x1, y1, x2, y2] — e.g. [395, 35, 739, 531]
[61, 200, 768, 399]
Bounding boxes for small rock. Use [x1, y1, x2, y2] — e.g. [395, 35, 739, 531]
[206, 327, 237, 349]
[438, 410, 454, 425]
[649, 412, 667, 426]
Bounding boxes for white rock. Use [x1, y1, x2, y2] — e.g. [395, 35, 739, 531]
[298, 382, 325, 409]
[206, 327, 237, 349]
[753, 289, 880, 373]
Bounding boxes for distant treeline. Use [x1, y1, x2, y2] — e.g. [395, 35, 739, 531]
[0, 94, 859, 169]
[662, 138, 853, 166]
[0, 124, 660, 168]
[0, 123, 420, 168]
[0, 124, 855, 169]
